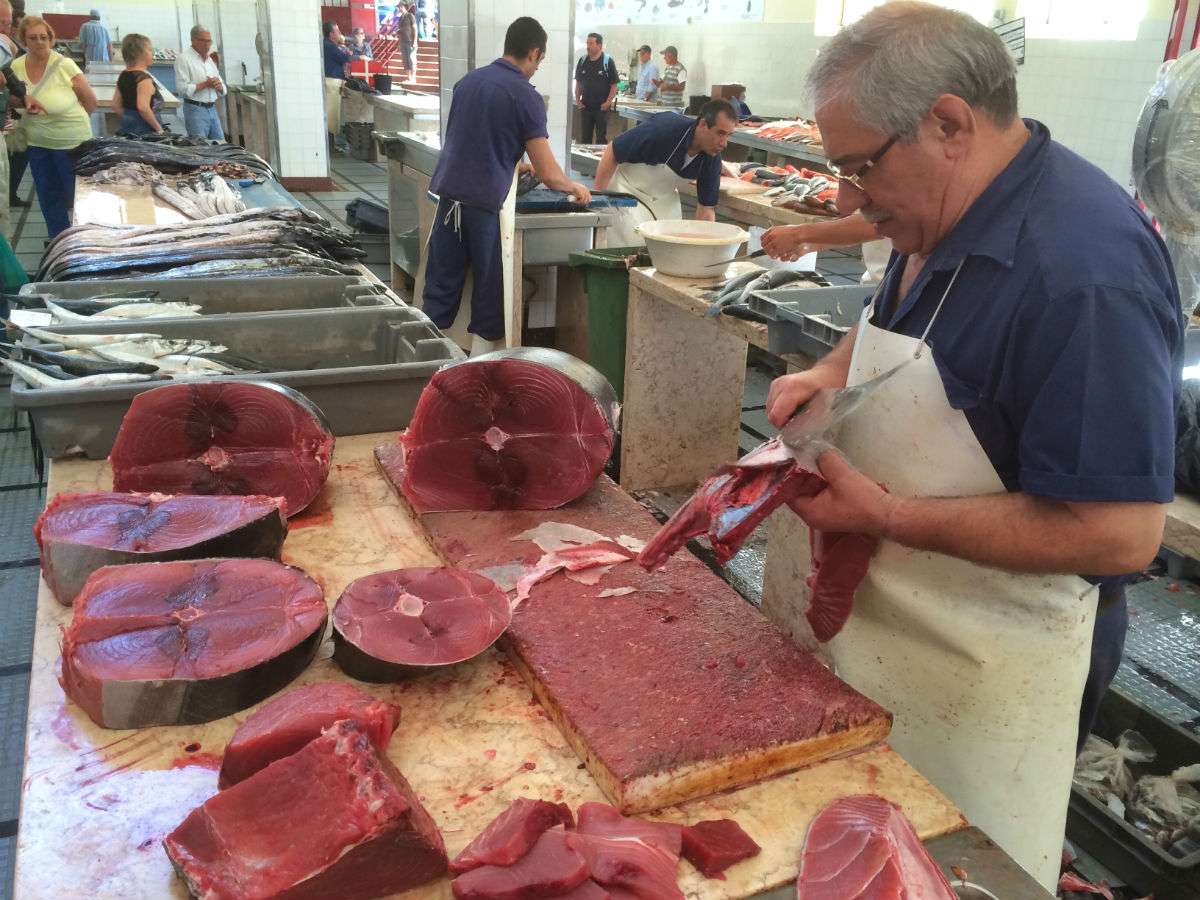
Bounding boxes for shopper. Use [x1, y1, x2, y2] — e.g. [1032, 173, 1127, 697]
[322, 21, 352, 150]
[111, 34, 162, 136]
[573, 32, 617, 144]
[654, 45, 686, 106]
[78, 9, 110, 64]
[175, 25, 225, 140]
[398, 4, 416, 80]
[0, 0, 26, 218]
[349, 27, 372, 60]
[634, 44, 657, 100]
[12, 16, 97, 237]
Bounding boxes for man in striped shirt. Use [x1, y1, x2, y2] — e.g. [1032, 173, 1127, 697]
[654, 45, 686, 106]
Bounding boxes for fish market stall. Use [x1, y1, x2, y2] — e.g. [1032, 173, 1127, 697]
[371, 91, 441, 134]
[227, 87, 273, 170]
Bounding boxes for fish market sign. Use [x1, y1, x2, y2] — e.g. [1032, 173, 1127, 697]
[577, 0, 765, 26]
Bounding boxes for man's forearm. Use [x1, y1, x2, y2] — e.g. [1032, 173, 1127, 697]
[593, 145, 617, 190]
[695, 205, 716, 222]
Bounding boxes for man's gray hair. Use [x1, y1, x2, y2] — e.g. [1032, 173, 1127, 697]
[807, 1, 1017, 140]
[190, 24, 209, 40]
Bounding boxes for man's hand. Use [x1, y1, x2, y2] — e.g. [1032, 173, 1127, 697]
[574, 96, 583, 108]
[566, 181, 592, 205]
[767, 368, 846, 427]
[762, 225, 816, 262]
[651, 77, 661, 86]
[787, 451, 895, 537]
[600, 99, 611, 111]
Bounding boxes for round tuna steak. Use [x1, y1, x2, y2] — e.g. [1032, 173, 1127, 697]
[109, 381, 334, 517]
[60, 558, 327, 729]
[396, 348, 619, 513]
[332, 567, 511, 682]
[36, 491, 288, 606]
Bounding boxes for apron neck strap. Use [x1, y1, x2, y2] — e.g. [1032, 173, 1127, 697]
[914, 257, 966, 359]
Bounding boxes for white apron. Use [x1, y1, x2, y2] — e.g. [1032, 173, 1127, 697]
[606, 161, 685, 246]
[831, 263, 1098, 892]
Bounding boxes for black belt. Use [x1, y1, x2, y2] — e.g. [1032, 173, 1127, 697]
[184, 98, 214, 108]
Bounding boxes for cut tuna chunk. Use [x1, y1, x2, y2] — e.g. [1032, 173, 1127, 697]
[565, 832, 683, 900]
[452, 827, 588, 899]
[575, 802, 682, 856]
[795, 795, 955, 899]
[680, 819, 760, 878]
[554, 881, 610, 899]
[451, 797, 576, 874]
[36, 491, 287, 605]
[333, 567, 511, 682]
[219, 681, 401, 788]
[165, 719, 448, 900]
[60, 558, 326, 729]
[377, 348, 619, 513]
[110, 381, 334, 517]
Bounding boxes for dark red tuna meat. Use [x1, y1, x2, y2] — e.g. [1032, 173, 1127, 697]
[638, 438, 879, 642]
[796, 795, 955, 899]
[332, 567, 511, 682]
[36, 491, 287, 606]
[165, 719, 448, 900]
[109, 381, 334, 517]
[219, 681, 401, 789]
[61, 558, 326, 729]
[680, 819, 760, 878]
[452, 827, 588, 900]
[380, 347, 619, 512]
[451, 797, 576, 874]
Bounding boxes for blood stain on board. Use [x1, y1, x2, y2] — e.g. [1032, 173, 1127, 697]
[289, 495, 334, 529]
[49, 705, 80, 749]
[170, 752, 222, 771]
[483, 749, 497, 760]
[455, 793, 479, 808]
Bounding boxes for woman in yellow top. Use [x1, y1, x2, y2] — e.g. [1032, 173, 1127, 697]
[12, 16, 97, 236]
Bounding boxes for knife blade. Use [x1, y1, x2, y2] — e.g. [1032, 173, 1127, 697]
[779, 361, 910, 458]
[704, 248, 767, 268]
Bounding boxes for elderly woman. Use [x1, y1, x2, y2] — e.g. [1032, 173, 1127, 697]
[12, 16, 97, 236]
[111, 33, 162, 136]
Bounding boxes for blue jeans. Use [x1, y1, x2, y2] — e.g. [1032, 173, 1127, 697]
[183, 102, 224, 141]
[27, 146, 76, 237]
[118, 109, 158, 136]
[422, 199, 504, 341]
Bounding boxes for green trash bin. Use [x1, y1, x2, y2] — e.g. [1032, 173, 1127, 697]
[567, 246, 651, 401]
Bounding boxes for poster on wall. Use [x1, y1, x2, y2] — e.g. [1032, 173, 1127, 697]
[578, 0, 765, 26]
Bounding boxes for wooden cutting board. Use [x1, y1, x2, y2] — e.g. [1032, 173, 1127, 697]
[378, 450, 894, 814]
[719, 175, 772, 195]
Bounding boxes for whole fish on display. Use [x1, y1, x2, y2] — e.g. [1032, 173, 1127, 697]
[705, 269, 826, 317]
[0, 341, 158, 376]
[1, 357, 155, 389]
[71, 136, 274, 180]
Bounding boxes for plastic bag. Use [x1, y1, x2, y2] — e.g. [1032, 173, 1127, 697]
[1128, 763, 1200, 848]
[1073, 730, 1156, 810]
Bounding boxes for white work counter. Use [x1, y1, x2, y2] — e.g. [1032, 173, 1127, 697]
[371, 91, 440, 134]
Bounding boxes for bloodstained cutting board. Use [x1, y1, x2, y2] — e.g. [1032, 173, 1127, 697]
[378, 450, 893, 814]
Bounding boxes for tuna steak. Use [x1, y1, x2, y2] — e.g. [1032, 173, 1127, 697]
[795, 795, 955, 899]
[61, 558, 326, 729]
[576, 803, 682, 856]
[36, 491, 287, 606]
[565, 831, 684, 900]
[332, 567, 511, 682]
[109, 381, 334, 517]
[451, 797, 576, 874]
[165, 719, 448, 900]
[377, 348, 618, 512]
[219, 681, 401, 789]
[680, 819, 760, 878]
[638, 438, 879, 642]
[452, 828, 589, 899]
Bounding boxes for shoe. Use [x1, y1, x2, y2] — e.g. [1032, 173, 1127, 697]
[9, 197, 29, 208]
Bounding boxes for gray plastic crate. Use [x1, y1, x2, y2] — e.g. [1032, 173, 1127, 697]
[18, 276, 396, 317]
[748, 284, 870, 358]
[11, 305, 464, 458]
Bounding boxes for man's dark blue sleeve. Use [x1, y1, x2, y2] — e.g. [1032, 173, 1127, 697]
[696, 158, 722, 207]
[574, 57, 584, 81]
[612, 120, 657, 164]
[607, 58, 618, 84]
[516, 87, 549, 143]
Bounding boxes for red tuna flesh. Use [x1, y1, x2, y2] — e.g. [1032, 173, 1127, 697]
[555, 882, 611, 899]
[36, 491, 287, 606]
[219, 681, 401, 788]
[796, 795, 955, 899]
[109, 381, 334, 517]
[638, 438, 879, 642]
[575, 802, 682, 856]
[332, 567, 511, 682]
[165, 719, 448, 900]
[680, 819, 761, 878]
[451, 797, 575, 874]
[387, 348, 618, 512]
[452, 827, 588, 899]
[565, 831, 684, 900]
[61, 558, 326, 729]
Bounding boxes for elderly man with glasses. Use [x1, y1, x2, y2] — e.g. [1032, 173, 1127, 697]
[761, 2, 1179, 891]
[175, 24, 225, 140]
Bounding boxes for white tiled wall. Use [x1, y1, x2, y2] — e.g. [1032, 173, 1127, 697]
[217, 0, 262, 87]
[257, 0, 328, 179]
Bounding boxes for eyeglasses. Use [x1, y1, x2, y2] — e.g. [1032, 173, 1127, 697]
[827, 134, 898, 190]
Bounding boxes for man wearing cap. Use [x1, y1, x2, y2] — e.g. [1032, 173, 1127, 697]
[634, 44, 657, 101]
[78, 9, 111, 63]
[574, 32, 618, 144]
[654, 45, 686, 106]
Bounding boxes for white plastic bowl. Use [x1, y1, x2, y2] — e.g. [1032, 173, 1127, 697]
[636, 219, 750, 277]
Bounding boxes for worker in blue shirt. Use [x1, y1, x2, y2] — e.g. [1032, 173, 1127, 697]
[592, 100, 735, 245]
[322, 22, 352, 150]
[78, 9, 110, 63]
[423, 17, 590, 356]
[765, 5, 1180, 890]
[634, 44, 657, 101]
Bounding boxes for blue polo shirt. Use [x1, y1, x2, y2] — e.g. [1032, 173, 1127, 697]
[612, 111, 722, 208]
[429, 59, 549, 213]
[873, 120, 1181, 508]
[323, 38, 351, 79]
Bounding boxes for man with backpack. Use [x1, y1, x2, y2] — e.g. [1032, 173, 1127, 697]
[574, 32, 618, 144]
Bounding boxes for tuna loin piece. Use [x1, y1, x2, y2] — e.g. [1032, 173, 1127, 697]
[165, 720, 448, 900]
[796, 795, 955, 899]
[110, 381, 335, 517]
[36, 491, 287, 606]
[638, 438, 879, 642]
[452, 828, 588, 899]
[451, 797, 576, 874]
[576, 802, 682, 856]
[61, 558, 326, 729]
[380, 348, 618, 512]
[566, 831, 684, 900]
[332, 567, 511, 682]
[219, 681, 401, 788]
[680, 819, 760, 878]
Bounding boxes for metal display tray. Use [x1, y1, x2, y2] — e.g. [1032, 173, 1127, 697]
[748, 284, 870, 358]
[19, 276, 397, 316]
[11, 305, 464, 458]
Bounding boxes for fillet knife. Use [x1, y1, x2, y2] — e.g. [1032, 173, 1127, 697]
[779, 361, 910, 459]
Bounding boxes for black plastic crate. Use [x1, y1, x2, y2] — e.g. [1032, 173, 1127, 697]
[1067, 688, 1200, 899]
[345, 198, 389, 235]
[343, 121, 377, 162]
